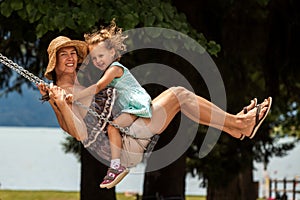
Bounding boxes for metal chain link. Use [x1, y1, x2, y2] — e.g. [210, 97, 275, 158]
[0, 53, 129, 134]
[72, 100, 129, 134]
[0, 53, 49, 86]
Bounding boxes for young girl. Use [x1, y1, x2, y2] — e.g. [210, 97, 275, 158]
[74, 21, 152, 189]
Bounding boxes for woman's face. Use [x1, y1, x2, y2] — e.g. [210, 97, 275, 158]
[55, 46, 78, 77]
[89, 42, 115, 71]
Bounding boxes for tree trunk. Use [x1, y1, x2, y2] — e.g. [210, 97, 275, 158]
[143, 153, 187, 200]
[207, 167, 258, 200]
[142, 113, 187, 200]
[80, 145, 116, 200]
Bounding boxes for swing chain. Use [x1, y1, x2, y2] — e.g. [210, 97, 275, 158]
[73, 100, 130, 134]
[0, 53, 129, 134]
[0, 53, 49, 86]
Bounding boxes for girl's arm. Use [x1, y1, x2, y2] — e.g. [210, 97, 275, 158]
[74, 65, 123, 100]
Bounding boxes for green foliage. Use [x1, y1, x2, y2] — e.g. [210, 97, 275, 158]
[62, 135, 81, 161]
[0, 0, 218, 50]
[0, 0, 219, 96]
[256, 0, 270, 7]
[272, 102, 300, 138]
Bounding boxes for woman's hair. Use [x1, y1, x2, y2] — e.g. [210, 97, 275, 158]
[51, 71, 57, 85]
[84, 19, 127, 60]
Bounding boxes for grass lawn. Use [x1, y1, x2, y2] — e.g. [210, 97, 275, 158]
[0, 190, 205, 200]
[0, 190, 79, 200]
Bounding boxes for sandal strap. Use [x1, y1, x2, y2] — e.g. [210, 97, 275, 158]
[255, 105, 261, 125]
[103, 175, 115, 180]
[107, 167, 120, 174]
[243, 106, 248, 114]
[103, 168, 119, 180]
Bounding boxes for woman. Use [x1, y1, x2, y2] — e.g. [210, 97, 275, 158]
[38, 36, 272, 188]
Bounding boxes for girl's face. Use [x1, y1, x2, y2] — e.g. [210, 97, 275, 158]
[55, 46, 78, 76]
[89, 42, 115, 71]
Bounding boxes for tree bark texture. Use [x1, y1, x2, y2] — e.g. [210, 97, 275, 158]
[80, 145, 116, 200]
[142, 113, 187, 200]
[207, 167, 258, 200]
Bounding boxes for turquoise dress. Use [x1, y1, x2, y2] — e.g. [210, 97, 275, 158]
[108, 61, 152, 118]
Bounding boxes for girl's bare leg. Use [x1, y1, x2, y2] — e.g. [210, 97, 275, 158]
[107, 113, 137, 160]
[107, 125, 122, 160]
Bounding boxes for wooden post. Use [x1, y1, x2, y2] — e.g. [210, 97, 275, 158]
[269, 179, 272, 198]
[274, 179, 278, 196]
[269, 178, 300, 200]
[282, 178, 288, 200]
[292, 179, 296, 200]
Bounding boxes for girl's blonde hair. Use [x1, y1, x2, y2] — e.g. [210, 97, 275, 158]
[84, 19, 127, 60]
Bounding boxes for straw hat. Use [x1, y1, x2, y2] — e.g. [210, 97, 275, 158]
[44, 36, 88, 80]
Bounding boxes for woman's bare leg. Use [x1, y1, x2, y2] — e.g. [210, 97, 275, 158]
[140, 86, 271, 138]
[145, 86, 233, 135]
[112, 113, 137, 127]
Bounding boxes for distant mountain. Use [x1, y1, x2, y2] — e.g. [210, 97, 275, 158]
[0, 86, 59, 127]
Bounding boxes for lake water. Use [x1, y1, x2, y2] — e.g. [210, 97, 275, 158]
[0, 126, 206, 195]
[0, 126, 299, 197]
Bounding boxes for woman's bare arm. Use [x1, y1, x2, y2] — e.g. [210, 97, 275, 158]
[48, 99, 69, 132]
[38, 83, 88, 141]
[55, 99, 88, 141]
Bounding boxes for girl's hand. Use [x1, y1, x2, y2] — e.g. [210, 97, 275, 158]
[65, 94, 74, 104]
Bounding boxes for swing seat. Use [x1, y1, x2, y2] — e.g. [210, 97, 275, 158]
[121, 134, 160, 168]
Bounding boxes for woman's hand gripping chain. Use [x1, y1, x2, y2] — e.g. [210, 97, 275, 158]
[37, 82, 73, 105]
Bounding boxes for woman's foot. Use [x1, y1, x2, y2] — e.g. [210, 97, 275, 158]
[239, 98, 257, 140]
[240, 97, 272, 139]
[222, 98, 258, 139]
